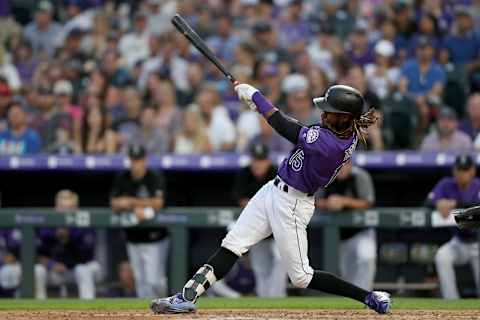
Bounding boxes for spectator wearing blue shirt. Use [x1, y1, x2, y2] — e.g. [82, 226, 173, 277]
[400, 36, 446, 131]
[207, 15, 242, 63]
[277, 0, 310, 56]
[440, 7, 480, 70]
[0, 103, 41, 155]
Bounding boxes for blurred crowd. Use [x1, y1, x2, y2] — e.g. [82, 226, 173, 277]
[0, 0, 480, 155]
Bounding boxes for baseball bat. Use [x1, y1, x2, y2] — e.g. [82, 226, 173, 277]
[171, 13, 238, 86]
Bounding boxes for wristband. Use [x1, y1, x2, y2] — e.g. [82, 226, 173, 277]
[252, 91, 274, 115]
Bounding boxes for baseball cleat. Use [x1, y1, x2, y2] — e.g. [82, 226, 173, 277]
[365, 291, 391, 314]
[150, 293, 197, 314]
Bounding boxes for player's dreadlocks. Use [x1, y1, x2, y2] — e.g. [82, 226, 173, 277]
[322, 108, 378, 143]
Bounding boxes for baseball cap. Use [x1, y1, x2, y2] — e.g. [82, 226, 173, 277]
[438, 107, 457, 120]
[417, 36, 434, 48]
[282, 74, 309, 94]
[250, 142, 269, 160]
[37, 0, 53, 13]
[374, 40, 395, 57]
[0, 83, 12, 97]
[128, 144, 147, 159]
[54, 80, 73, 95]
[454, 154, 474, 171]
[253, 21, 272, 33]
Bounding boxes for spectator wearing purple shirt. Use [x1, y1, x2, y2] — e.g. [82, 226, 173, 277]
[426, 154, 479, 299]
[277, 0, 310, 56]
[420, 107, 473, 151]
[347, 26, 375, 67]
[459, 93, 480, 140]
[36, 190, 101, 299]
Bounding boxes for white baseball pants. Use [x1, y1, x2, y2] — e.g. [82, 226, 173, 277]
[435, 236, 479, 299]
[222, 179, 315, 288]
[127, 238, 169, 298]
[339, 228, 377, 291]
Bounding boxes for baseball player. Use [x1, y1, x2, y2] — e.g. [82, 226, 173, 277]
[151, 84, 391, 314]
[427, 154, 480, 299]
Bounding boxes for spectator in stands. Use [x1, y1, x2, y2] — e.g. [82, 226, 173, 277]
[347, 25, 375, 67]
[365, 40, 400, 100]
[152, 81, 182, 145]
[106, 87, 142, 154]
[247, 116, 292, 155]
[31, 85, 73, 151]
[283, 74, 319, 125]
[131, 105, 168, 155]
[0, 45, 21, 91]
[54, 80, 83, 153]
[118, 12, 150, 68]
[0, 82, 11, 132]
[343, 65, 384, 150]
[12, 40, 38, 85]
[407, 13, 441, 59]
[400, 36, 446, 132]
[82, 107, 107, 154]
[173, 107, 211, 154]
[194, 85, 236, 152]
[23, 1, 62, 56]
[0, 102, 41, 155]
[277, 0, 310, 56]
[427, 154, 479, 299]
[307, 25, 339, 82]
[234, 142, 287, 297]
[108, 261, 136, 298]
[36, 190, 101, 299]
[460, 93, 480, 141]
[440, 7, 480, 69]
[316, 161, 377, 291]
[420, 107, 473, 151]
[207, 14, 242, 63]
[111, 144, 168, 298]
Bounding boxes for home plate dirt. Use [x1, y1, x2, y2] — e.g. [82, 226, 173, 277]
[1, 310, 480, 320]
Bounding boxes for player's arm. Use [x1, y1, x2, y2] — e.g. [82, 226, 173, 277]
[235, 84, 304, 144]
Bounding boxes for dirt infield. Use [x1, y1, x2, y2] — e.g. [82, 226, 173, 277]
[1, 309, 480, 320]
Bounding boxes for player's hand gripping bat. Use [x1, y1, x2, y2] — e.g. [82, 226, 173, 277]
[171, 13, 238, 86]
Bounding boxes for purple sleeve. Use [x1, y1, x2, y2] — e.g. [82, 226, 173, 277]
[427, 179, 448, 204]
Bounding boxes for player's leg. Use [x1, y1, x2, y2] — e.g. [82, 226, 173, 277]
[126, 242, 148, 298]
[151, 182, 273, 313]
[266, 189, 389, 313]
[249, 239, 273, 297]
[74, 261, 101, 299]
[346, 229, 377, 290]
[435, 237, 465, 299]
[468, 242, 479, 297]
[34, 263, 47, 299]
[266, 239, 288, 297]
[142, 239, 169, 297]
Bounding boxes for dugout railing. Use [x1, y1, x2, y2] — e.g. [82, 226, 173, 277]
[1, 207, 479, 298]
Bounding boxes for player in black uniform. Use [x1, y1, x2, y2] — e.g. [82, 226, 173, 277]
[111, 144, 168, 298]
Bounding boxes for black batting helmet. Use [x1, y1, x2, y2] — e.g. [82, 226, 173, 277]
[313, 85, 365, 119]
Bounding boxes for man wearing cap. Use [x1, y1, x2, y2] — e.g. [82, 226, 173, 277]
[400, 35, 446, 131]
[233, 142, 287, 297]
[110, 144, 168, 298]
[283, 74, 320, 126]
[420, 107, 473, 151]
[252, 21, 291, 72]
[426, 154, 480, 299]
[24, 1, 62, 56]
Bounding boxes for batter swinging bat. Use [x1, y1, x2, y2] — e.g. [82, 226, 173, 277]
[171, 13, 238, 86]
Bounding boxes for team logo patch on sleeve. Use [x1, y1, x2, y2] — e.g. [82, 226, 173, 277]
[306, 126, 320, 144]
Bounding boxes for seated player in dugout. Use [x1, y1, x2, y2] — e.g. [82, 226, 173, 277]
[36, 190, 101, 299]
[110, 144, 169, 298]
[234, 142, 288, 297]
[426, 154, 480, 299]
[315, 161, 377, 291]
[151, 83, 391, 314]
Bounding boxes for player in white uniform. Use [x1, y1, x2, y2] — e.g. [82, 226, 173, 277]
[151, 84, 391, 314]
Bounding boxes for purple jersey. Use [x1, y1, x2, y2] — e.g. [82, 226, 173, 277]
[428, 177, 480, 240]
[278, 125, 358, 194]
